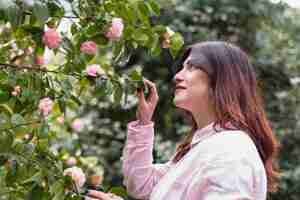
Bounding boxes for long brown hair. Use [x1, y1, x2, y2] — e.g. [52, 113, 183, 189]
[172, 41, 280, 193]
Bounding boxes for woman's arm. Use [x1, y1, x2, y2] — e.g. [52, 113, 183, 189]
[122, 120, 172, 199]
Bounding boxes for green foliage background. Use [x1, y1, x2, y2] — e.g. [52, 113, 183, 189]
[82, 1, 300, 199]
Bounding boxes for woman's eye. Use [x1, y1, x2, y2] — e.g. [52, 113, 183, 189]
[187, 64, 195, 70]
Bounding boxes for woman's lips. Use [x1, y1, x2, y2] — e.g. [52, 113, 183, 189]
[175, 88, 186, 93]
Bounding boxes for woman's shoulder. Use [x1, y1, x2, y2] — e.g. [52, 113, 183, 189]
[203, 129, 262, 164]
[214, 129, 255, 147]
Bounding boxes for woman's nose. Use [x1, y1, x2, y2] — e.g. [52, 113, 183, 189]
[173, 70, 184, 84]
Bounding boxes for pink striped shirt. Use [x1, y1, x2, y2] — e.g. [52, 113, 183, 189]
[122, 120, 267, 200]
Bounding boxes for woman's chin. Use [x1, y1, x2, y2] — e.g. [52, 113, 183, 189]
[173, 97, 186, 109]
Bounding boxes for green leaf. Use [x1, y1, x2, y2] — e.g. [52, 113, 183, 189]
[153, 25, 167, 34]
[5, 159, 17, 185]
[11, 114, 25, 126]
[58, 98, 66, 114]
[130, 70, 144, 89]
[37, 139, 49, 152]
[85, 24, 98, 38]
[113, 83, 123, 105]
[47, 0, 64, 18]
[138, 2, 151, 17]
[49, 180, 64, 195]
[26, 184, 49, 200]
[170, 33, 184, 59]
[95, 78, 107, 98]
[137, 2, 150, 25]
[125, 4, 136, 24]
[0, 71, 7, 81]
[149, 33, 161, 57]
[0, 104, 14, 116]
[22, 171, 42, 184]
[0, 113, 10, 130]
[95, 77, 113, 98]
[5, 2, 22, 28]
[70, 94, 82, 106]
[33, 2, 50, 26]
[38, 123, 49, 139]
[0, 131, 13, 153]
[130, 70, 142, 81]
[112, 41, 125, 63]
[22, 88, 33, 99]
[71, 23, 79, 36]
[23, 143, 35, 158]
[133, 29, 149, 46]
[61, 37, 75, 55]
[105, 79, 114, 96]
[109, 186, 128, 199]
[148, 0, 161, 16]
[0, 89, 10, 103]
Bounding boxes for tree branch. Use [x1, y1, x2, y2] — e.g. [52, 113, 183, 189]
[0, 62, 82, 78]
[0, 120, 41, 132]
[89, 131, 125, 143]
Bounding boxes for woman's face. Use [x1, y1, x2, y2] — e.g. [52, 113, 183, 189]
[173, 55, 212, 113]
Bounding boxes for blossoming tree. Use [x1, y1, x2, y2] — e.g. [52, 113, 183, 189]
[0, 0, 183, 199]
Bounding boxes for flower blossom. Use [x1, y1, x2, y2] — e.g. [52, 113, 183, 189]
[38, 97, 53, 117]
[71, 118, 82, 131]
[86, 64, 100, 77]
[11, 85, 21, 96]
[162, 27, 175, 49]
[105, 18, 124, 41]
[42, 28, 61, 49]
[80, 41, 97, 55]
[63, 166, 86, 189]
[57, 116, 64, 124]
[35, 55, 45, 65]
[66, 157, 77, 166]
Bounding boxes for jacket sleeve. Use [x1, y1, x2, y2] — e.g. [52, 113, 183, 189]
[121, 120, 172, 200]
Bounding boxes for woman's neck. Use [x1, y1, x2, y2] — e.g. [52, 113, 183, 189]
[192, 111, 216, 130]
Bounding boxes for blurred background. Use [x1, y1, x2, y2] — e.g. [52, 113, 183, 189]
[63, 0, 300, 199]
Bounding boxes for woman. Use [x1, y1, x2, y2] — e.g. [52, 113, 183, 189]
[85, 41, 280, 200]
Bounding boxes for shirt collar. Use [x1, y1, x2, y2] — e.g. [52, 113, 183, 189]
[191, 121, 234, 147]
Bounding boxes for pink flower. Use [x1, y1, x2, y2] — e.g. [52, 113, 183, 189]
[71, 118, 82, 131]
[162, 27, 175, 49]
[80, 41, 97, 55]
[66, 157, 77, 166]
[57, 116, 64, 124]
[63, 166, 86, 189]
[14, 85, 21, 93]
[11, 85, 21, 96]
[24, 134, 31, 140]
[35, 55, 45, 65]
[42, 28, 61, 49]
[86, 64, 99, 77]
[38, 97, 54, 117]
[105, 18, 124, 41]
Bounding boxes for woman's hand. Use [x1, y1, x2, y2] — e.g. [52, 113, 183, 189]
[85, 190, 123, 200]
[136, 78, 159, 125]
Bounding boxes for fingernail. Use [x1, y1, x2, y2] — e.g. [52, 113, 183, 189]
[87, 190, 94, 195]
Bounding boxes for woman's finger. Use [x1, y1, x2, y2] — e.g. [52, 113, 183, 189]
[137, 88, 146, 105]
[85, 196, 99, 200]
[87, 190, 108, 200]
[143, 79, 158, 103]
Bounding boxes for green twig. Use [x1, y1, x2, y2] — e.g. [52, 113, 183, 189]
[0, 120, 41, 132]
